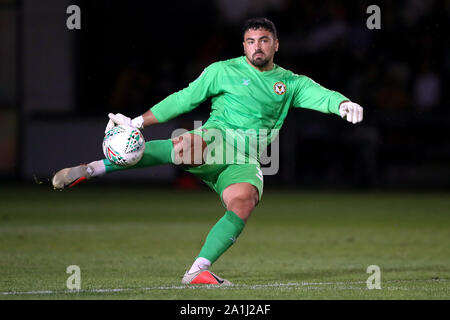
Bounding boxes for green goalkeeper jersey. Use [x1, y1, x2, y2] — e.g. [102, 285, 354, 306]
[150, 56, 348, 162]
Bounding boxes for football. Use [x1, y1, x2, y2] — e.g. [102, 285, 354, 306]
[103, 125, 145, 166]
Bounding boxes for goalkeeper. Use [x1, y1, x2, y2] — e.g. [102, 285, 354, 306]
[52, 18, 363, 285]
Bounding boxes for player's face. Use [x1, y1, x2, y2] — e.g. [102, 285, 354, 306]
[243, 28, 279, 70]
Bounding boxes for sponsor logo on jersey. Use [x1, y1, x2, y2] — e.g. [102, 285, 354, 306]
[273, 81, 286, 95]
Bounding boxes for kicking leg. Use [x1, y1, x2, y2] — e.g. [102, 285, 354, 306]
[52, 139, 174, 189]
[52, 133, 205, 190]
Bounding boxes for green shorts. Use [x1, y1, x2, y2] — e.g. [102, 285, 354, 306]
[184, 162, 264, 206]
[181, 126, 264, 206]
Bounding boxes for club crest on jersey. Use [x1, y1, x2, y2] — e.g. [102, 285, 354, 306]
[273, 81, 286, 95]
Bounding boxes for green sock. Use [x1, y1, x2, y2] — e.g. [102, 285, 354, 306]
[103, 139, 174, 172]
[197, 211, 245, 264]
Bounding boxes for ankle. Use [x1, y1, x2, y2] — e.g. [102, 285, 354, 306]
[188, 257, 211, 274]
[88, 160, 106, 177]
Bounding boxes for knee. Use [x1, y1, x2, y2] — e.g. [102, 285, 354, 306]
[225, 190, 259, 223]
[172, 134, 206, 166]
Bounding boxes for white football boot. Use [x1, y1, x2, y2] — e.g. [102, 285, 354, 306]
[52, 164, 94, 190]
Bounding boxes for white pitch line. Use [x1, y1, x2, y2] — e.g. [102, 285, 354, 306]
[0, 281, 364, 296]
[0, 279, 447, 296]
[1, 288, 133, 296]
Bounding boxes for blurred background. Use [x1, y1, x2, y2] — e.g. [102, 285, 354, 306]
[0, 0, 449, 190]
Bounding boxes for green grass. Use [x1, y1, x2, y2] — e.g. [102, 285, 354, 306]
[0, 184, 449, 299]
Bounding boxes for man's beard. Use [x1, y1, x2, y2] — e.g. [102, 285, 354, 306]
[250, 56, 269, 67]
[249, 51, 270, 68]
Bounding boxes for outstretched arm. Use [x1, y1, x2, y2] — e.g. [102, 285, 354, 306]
[293, 75, 363, 124]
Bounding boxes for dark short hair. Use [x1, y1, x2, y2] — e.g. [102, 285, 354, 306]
[242, 18, 278, 40]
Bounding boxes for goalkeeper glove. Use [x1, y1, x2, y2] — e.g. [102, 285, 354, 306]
[339, 101, 363, 124]
[105, 113, 144, 133]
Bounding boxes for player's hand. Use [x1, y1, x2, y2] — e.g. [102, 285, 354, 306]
[339, 101, 363, 124]
[105, 113, 144, 133]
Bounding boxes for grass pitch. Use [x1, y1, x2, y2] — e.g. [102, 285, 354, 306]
[0, 183, 449, 300]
